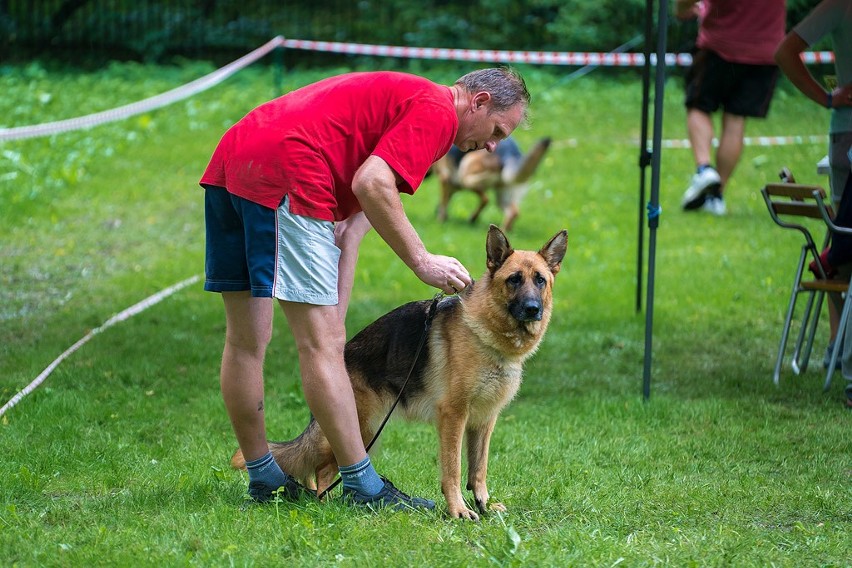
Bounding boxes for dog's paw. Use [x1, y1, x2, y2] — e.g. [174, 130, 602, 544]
[474, 496, 506, 515]
[449, 506, 481, 522]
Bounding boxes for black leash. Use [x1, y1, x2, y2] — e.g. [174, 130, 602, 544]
[317, 292, 445, 500]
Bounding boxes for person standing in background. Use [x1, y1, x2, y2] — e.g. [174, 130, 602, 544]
[775, 0, 852, 408]
[677, 0, 786, 216]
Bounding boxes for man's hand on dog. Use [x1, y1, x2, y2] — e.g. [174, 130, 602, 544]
[414, 253, 472, 295]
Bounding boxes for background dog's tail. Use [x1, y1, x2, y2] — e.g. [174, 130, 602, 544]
[503, 137, 552, 185]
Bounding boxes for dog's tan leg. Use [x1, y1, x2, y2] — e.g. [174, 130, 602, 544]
[501, 203, 519, 233]
[466, 415, 505, 514]
[468, 191, 489, 224]
[437, 401, 478, 520]
[438, 182, 451, 222]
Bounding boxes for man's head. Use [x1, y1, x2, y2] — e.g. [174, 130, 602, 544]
[452, 67, 530, 153]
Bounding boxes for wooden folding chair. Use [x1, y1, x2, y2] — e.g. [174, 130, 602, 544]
[761, 182, 844, 386]
[812, 189, 852, 391]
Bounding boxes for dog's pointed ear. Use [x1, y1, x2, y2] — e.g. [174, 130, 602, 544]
[486, 224, 514, 274]
[538, 229, 568, 275]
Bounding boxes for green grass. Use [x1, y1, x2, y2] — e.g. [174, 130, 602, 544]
[1, 61, 849, 567]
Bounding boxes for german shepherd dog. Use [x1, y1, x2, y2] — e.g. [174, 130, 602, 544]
[231, 225, 567, 520]
[434, 137, 552, 232]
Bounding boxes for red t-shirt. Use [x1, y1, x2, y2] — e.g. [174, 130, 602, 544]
[696, 0, 786, 65]
[200, 71, 458, 221]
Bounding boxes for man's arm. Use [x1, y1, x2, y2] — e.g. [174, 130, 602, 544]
[352, 155, 471, 294]
[775, 31, 852, 109]
[775, 32, 828, 107]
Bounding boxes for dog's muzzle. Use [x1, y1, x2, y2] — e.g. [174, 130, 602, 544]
[509, 298, 543, 322]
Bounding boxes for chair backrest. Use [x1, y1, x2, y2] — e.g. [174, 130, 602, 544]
[762, 183, 834, 235]
[812, 188, 852, 236]
[761, 182, 832, 272]
[762, 183, 831, 222]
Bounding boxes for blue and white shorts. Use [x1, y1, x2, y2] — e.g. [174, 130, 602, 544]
[204, 186, 340, 305]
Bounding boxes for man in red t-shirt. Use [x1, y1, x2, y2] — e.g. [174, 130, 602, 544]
[200, 68, 530, 509]
[677, 0, 786, 215]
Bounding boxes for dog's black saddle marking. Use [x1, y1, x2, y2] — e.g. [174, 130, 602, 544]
[344, 297, 461, 404]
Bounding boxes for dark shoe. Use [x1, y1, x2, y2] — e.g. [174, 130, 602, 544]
[248, 476, 316, 503]
[822, 341, 843, 372]
[342, 477, 435, 511]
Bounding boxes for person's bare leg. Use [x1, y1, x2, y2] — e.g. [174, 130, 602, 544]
[716, 112, 746, 194]
[687, 108, 715, 168]
[334, 211, 372, 323]
[280, 301, 367, 467]
[828, 294, 841, 345]
[220, 291, 274, 463]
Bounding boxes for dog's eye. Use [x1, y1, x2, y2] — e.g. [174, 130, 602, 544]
[506, 273, 522, 286]
[534, 273, 546, 287]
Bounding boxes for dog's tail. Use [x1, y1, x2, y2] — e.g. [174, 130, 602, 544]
[502, 137, 551, 185]
[229, 418, 335, 490]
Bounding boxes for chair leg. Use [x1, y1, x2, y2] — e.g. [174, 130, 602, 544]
[775, 254, 810, 385]
[825, 291, 852, 392]
[793, 292, 825, 373]
[792, 291, 821, 375]
[775, 284, 802, 386]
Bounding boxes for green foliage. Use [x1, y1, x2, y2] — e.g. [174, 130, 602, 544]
[1, 62, 850, 565]
[0, 0, 731, 66]
[542, 0, 648, 51]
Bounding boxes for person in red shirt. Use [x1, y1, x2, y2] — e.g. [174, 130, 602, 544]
[200, 68, 530, 509]
[677, 0, 786, 215]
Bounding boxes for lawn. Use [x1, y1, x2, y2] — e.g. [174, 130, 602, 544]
[0, 59, 849, 567]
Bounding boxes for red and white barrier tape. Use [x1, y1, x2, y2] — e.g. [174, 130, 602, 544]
[0, 275, 201, 418]
[280, 38, 835, 67]
[282, 38, 690, 66]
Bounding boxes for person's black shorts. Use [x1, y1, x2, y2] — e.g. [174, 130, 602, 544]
[685, 48, 779, 118]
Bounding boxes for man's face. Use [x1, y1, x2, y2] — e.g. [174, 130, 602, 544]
[454, 94, 525, 153]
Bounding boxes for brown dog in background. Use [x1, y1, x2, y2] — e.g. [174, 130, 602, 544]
[434, 136, 551, 232]
[231, 225, 568, 520]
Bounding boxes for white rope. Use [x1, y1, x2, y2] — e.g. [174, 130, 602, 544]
[661, 134, 829, 149]
[0, 36, 285, 141]
[0, 274, 201, 418]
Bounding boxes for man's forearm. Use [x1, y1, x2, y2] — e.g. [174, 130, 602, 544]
[352, 156, 428, 275]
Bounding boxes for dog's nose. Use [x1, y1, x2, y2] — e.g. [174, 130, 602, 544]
[513, 300, 542, 322]
[523, 302, 542, 320]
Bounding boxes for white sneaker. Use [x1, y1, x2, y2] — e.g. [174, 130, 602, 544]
[682, 167, 721, 210]
[702, 195, 726, 216]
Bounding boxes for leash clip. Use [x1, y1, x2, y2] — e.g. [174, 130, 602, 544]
[426, 292, 444, 329]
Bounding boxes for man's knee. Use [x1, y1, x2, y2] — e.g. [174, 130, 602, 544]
[295, 334, 346, 359]
[225, 325, 273, 355]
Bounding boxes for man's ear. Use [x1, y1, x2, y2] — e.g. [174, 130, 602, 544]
[472, 91, 492, 111]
